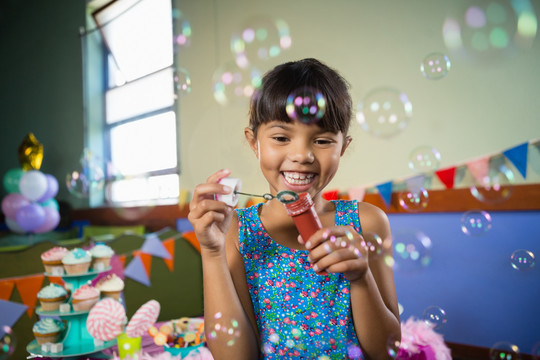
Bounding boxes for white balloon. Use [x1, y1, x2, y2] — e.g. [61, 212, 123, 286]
[19, 170, 48, 201]
[5, 217, 26, 234]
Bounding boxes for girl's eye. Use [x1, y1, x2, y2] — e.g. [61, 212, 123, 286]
[315, 139, 333, 145]
[272, 136, 289, 142]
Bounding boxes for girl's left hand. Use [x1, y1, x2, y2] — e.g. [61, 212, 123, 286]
[302, 226, 369, 281]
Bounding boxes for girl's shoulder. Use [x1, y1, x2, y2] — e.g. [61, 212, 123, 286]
[356, 201, 391, 237]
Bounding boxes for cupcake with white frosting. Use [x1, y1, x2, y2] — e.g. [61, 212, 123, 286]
[37, 283, 68, 312]
[33, 318, 65, 345]
[62, 248, 91, 275]
[95, 273, 124, 300]
[89, 243, 114, 270]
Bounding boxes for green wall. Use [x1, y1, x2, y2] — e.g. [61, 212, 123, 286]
[0, 0, 87, 208]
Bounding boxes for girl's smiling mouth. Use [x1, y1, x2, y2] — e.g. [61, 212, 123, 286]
[282, 171, 316, 186]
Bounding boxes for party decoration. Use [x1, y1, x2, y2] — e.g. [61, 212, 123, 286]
[2, 168, 24, 194]
[502, 142, 529, 178]
[18, 133, 43, 170]
[434, 167, 456, 189]
[87, 298, 127, 341]
[124, 256, 151, 287]
[0, 300, 28, 337]
[141, 234, 172, 259]
[376, 181, 393, 208]
[125, 300, 160, 338]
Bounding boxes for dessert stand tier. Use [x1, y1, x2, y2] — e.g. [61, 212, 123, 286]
[27, 267, 116, 359]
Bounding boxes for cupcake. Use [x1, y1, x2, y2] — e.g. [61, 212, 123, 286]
[37, 284, 68, 312]
[71, 284, 100, 311]
[89, 244, 114, 270]
[33, 318, 65, 345]
[41, 247, 69, 274]
[95, 273, 124, 300]
[62, 248, 91, 275]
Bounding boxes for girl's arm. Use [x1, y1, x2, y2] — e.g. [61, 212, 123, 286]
[188, 170, 259, 359]
[350, 202, 401, 359]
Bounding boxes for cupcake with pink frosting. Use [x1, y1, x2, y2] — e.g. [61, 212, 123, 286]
[71, 284, 100, 311]
[41, 247, 69, 274]
[95, 273, 124, 300]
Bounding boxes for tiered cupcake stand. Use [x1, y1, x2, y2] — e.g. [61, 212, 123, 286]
[27, 268, 116, 359]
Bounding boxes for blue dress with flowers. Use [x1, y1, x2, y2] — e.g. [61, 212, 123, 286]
[236, 200, 364, 359]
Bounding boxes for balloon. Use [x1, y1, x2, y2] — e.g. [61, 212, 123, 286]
[34, 207, 60, 234]
[5, 217, 26, 234]
[1, 193, 30, 219]
[37, 174, 59, 203]
[15, 203, 46, 232]
[40, 198, 59, 211]
[3, 168, 25, 193]
[18, 133, 43, 170]
[19, 170, 47, 202]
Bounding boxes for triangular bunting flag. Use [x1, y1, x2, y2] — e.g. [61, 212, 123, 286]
[0, 300, 28, 337]
[162, 238, 176, 272]
[176, 218, 194, 233]
[322, 189, 339, 201]
[14, 274, 44, 317]
[48, 277, 65, 287]
[124, 255, 151, 287]
[0, 280, 15, 301]
[182, 231, 201, 252]
[141, 234, 172, 259]
[405, 175, 425, 193]
[375, 181, 393, 208]
[502, 142, 528, 178]
[133, 251, 153, 279]
[347, 186, 365, 202]
[435, 167, 456, 189]
[111, 254, 126, 280]
[467, 157, 490, 185]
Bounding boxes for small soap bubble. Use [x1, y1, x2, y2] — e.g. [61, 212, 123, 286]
[172, 9, 192, 48]
[0, 326, 16, 360]
[408, 146, 441, 173]
[386, 335, 402, 359]
[510, 249, 535, 271]
[174, 67, 192, 97]
[356, 87, 412, 138]
[398, 188, 429, 212]
[286, 87, 326, 124]
[420, 53, 451, 79]
[212, 61, 263, 106]
[66, 149, 105, 198]
[422, 305, 447, 329]
[470, 165, 514, 204]
[392, 231, 432, 272]
[207, 317, 241, 346]
[359, 231, 383, 256]
[489, 342, 520, 360]
[460, 210, 492, 236]
[347, 345, 362, 359]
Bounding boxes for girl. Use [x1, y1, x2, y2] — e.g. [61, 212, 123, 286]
[188, 58, 400, 359]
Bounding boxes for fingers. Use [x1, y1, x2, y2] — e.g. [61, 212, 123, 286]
[190, 169, 233, 210]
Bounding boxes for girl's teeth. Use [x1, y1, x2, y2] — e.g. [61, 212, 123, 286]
[284, 173, 314, 185]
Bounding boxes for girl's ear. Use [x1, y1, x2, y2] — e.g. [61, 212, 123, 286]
[340, 136, 352, 156]
[244, 127, 259, 158]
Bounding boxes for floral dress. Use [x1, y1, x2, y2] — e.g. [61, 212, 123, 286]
[236, 200, 364, 360]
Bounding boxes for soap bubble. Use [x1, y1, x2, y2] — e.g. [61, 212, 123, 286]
[66, 149, 105, 198]
[231, 16, 291, 69]
[422, 306, 447, 329]
[392, 231, 432, 272]
[172, 8, 192, 48]
[398, 188, 429, 212]
[286, 87, 326, 124]
[421, 53, 451, 79]
[510, 249, 535, 271]
[386, 335, 402, 359]
[470, 163, 514, 204]
[174, 67, 192, 97]
[212, 61, 263, 106]
[460, 210, 492, 236]
[0, 326, 16, 360]
[489, 341, 520, 360]
[207, 314, 241, 346]
[356, 87, 412, 138]
[408, 146, 441, 173]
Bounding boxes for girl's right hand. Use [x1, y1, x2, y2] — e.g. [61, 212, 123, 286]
[188, 169, 235, 254]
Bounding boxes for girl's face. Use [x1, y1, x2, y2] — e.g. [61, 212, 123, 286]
[245, 120, 351, 200]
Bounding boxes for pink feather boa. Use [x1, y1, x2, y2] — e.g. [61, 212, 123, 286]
[396, 317, 452, 360]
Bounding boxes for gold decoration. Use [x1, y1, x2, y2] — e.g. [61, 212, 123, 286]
[18, 133, 43, 170]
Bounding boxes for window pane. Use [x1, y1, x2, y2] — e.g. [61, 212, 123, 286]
[110, 111, 177, 175]
[106, 67, 175, 124]
[109, 173, 179, 204]
[94, 0, 173, 81]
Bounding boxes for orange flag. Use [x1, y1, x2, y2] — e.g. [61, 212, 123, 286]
[0, 280, 15, 301]
[15, 274, 44, 317]
[133, 251, 153, 278]
[162, 238, 176, 272]
[182, 231, 201, 253]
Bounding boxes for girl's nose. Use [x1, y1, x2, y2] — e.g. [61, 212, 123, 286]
[288, 143, 315, 163]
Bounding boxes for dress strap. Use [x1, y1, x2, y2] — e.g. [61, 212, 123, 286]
[332, 200, 362, 233]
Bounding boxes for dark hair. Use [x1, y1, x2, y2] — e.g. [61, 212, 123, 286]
[248, 58, 353, 137]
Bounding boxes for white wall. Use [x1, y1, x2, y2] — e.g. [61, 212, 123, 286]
[176, 0, 540, 198]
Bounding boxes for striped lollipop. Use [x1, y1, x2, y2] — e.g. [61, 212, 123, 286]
[87, 298, 126, 341]
[126, 300, 160, 338]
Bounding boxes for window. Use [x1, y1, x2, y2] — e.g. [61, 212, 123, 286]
[84, 0, 179, 207]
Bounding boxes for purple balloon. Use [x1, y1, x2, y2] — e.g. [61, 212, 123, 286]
[15, 203, 46, 232]
[38, 174, 59, 203]
[1, 193, 30, 219]
[34, 207, 60, 234]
